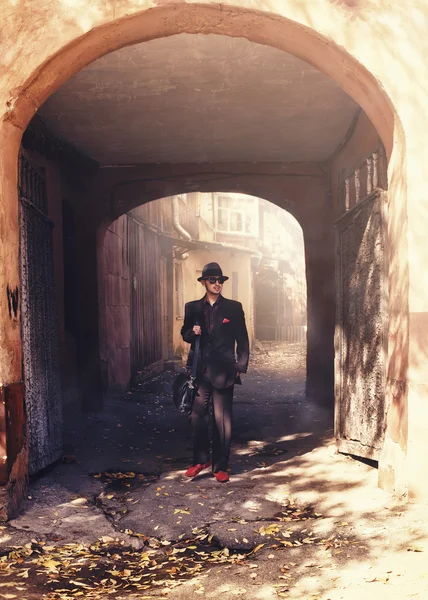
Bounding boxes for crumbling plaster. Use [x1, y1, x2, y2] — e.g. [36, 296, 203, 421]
[1, 0, 428, 506]
[37, 34, 359, 164]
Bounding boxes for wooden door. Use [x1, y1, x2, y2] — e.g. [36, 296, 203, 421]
[160, 257, 168, 360]
[334, 190, 388, 460]
[128, 215, 163, 376]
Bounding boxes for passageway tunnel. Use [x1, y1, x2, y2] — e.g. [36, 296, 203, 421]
[101, 192, 308, 392]
[11, 24, 394, 515]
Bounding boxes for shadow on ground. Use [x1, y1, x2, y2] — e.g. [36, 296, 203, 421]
[0, 343, 426, 599]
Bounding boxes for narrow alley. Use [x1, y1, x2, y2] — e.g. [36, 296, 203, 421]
[0, 343, 426, 600]
[3, 3, 428, 599]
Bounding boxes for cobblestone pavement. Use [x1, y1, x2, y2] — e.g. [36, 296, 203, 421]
[0, 343, 427, 599]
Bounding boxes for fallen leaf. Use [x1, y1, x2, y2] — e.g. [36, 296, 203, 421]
[16, 569, 29, 578]
[259, 523, 280, 536]
[41, 559, 61, 570]
[69, 580, 93, 589]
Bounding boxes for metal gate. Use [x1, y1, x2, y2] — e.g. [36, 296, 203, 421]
[334, 189, 388, 460]
[19, 151, 63, 474]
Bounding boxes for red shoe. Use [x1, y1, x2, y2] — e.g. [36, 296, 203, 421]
[214, 471, 229, 483]
[185, 461, 211, 478]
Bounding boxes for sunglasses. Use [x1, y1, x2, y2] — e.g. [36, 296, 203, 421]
[204, 277, 226, 284]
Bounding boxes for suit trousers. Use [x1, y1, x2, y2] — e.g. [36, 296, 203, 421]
[190, 378, 234, 472]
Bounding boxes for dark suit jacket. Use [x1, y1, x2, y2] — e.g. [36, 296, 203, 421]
[181, 295, 250, 389]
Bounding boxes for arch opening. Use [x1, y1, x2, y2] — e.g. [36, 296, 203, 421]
[101, 192, 307, 393]
[0, 2, 410, 521]
[20, 30, 390, 475]
[7, 3, 398, 157]
[96, 192, 324, 499]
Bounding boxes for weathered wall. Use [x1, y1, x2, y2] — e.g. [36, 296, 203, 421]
[328, 112, 408, 494]
[335, 190, 388, 462]
[127, 216, 165, 375]
[330, 110, 385, 218]
[102, 201, 171, 391]
[3, 0, 428, 511]
[21, 150, 66, 373]
[132, 199, 172, 234]
[21, 118, 101, 413]
[1, 1, 398, 149]
[103, 215, 131, 391]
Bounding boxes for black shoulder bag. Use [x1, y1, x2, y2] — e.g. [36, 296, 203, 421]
[172, 328, 200, 416]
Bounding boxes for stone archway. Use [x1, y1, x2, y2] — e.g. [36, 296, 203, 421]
[4, 4, 397, 151]
[0, 2, 409, 517]
[94, 164, 330, 411]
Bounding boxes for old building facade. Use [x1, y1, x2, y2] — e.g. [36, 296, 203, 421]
[102, 192, 305, 391]
[0, 0, 426, 516]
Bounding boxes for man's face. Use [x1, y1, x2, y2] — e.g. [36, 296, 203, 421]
[202, 277, 224, 295]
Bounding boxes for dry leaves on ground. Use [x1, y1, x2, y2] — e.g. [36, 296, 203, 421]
[0, 536, 249, 599]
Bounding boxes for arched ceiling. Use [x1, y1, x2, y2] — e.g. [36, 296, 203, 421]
[38, 34, 359, 164]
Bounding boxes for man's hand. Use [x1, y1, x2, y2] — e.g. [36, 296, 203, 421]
[193, 325, 202, 336]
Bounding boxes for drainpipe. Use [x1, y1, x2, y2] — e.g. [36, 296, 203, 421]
[172, 195, 192, 241]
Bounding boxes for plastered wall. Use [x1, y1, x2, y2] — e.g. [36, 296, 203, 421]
[103, 215, 132, 391]
[3, 0, 428, 508]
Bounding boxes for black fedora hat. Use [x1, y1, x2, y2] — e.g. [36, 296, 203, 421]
[197, 262, 229, 282]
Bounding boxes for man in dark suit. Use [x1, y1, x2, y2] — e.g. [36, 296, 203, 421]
[181, 262, 250, 483]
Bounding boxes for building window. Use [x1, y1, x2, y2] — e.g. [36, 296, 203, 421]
[175, 263, 184, 319]
[216, 194, 258, 236]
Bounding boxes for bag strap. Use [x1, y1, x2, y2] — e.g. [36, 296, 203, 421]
[191, 320, 200, 379]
